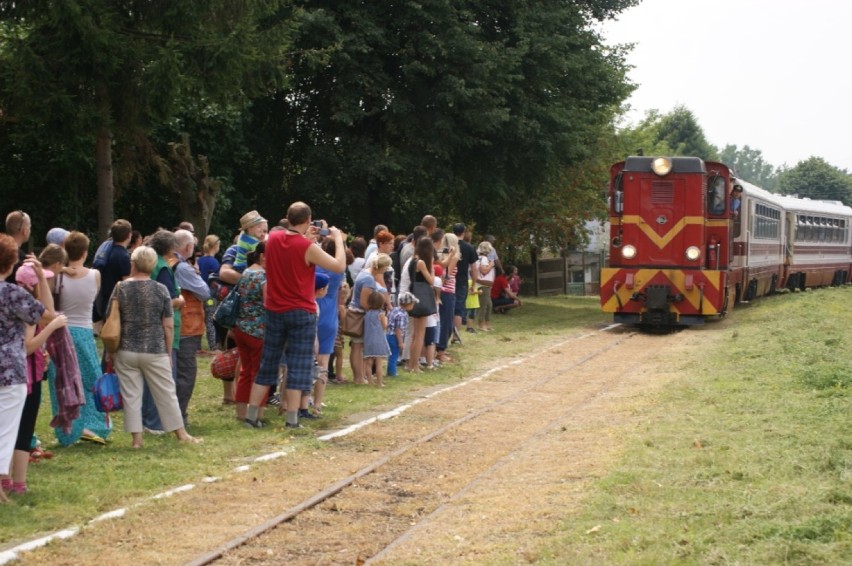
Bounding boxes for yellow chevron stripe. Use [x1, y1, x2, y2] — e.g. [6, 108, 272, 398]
[601, 269, 723, 314]
[622, 215, 704, 249]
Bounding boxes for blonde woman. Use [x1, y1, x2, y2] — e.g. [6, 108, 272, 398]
[436, 233, 460, 362]
[197, 234, 221, 353]
[348, 253, 391, 383]
[475, 241, 495, 331]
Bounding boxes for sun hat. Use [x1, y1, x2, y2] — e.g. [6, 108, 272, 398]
[15, 263, 55, 291]
[239, 210, 267, 231]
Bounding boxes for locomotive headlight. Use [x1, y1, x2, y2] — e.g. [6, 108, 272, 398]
[622, 245, 637, 259]
[685, 246, 701, 261]
[651, 157, 673, 176]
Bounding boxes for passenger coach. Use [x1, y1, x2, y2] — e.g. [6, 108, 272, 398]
[600, 156, 852, 326]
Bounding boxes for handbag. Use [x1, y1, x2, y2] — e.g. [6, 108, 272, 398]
[213, 282, 241, 328]
[93, 371, 123, 412]
[409, 259, 437, 318]
[341, 308, 365, 338]
[100, 282, 122, 353]
[210, 347, 239, 381]
[53, 272, 64, 311]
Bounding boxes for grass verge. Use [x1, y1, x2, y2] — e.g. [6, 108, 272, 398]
[548, 287, 852, 565]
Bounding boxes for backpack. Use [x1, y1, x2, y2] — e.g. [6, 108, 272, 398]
[92, 239, 114, 270]
[213, 281, 241, 328]
[93, 371, 123, 412]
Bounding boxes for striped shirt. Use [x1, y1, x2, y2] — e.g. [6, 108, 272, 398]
[441, 265, 457, 294]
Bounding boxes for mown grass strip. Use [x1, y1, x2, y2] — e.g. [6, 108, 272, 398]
[549, 288, 852, 565]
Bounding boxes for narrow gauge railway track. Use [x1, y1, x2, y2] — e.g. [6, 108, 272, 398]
[187, 327, 661, 566]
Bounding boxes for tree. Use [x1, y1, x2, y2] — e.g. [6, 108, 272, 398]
[245, 0, 636, 237]
[777, 157, 852, 204]
[718, 144, 779, 191]
[620, 106, 717, 161]
[0, 1, 295, 238]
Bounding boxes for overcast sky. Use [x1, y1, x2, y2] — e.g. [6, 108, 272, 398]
[600, 0, 852, 172]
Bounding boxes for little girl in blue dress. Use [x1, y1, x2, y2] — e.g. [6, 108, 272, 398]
[362, 291, 390, 387]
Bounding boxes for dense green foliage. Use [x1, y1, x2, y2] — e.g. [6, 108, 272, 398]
[0, 0, 636, 248]
[619, 106, 717, 161]
[618, 107, 852, 204]
[0, 0, 296, 238]
[3, 2, 850, 252]
[778, 156, 852, 203]
[719, 143, 779, 190]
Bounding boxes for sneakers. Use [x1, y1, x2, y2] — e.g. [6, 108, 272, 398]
[298, 409, 319, 420]
[267, 394, 281, 407]
[466, 327, 476, 333]
[143, 427, 165, 436]
[243, 418, 267, 429]
[285, 421, 303, 429]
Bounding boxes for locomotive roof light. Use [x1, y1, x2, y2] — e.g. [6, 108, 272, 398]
[685, 246, 701, 261]
[622, 244, 637, 259]
[651, 157, 673, 176]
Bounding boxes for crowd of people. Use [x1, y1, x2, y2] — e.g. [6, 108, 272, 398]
[0, 204, 523, 501]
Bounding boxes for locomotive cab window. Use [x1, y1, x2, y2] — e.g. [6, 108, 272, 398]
[707, 175, 726, 215]
[612, 172, 624, 215]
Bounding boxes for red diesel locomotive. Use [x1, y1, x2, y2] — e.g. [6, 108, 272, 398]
[600, 156, 852, 326]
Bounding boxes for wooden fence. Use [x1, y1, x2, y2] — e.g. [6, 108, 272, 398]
[515, 251, 603, 297]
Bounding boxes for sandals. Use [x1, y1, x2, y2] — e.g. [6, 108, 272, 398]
[29, 447, 54, 462]
[80, 433, 106, 445]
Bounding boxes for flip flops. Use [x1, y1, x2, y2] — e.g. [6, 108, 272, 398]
[80, 433, 106, 445]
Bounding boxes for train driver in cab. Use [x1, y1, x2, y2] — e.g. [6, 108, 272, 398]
[730, 185, 743, 218]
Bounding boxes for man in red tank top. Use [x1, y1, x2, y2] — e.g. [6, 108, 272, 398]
[244, 202, 346, 429]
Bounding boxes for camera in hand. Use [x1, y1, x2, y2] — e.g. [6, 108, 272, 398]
[312, 220, 330, 236]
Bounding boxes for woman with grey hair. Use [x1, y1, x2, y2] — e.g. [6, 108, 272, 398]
[105, 246, 200, 448]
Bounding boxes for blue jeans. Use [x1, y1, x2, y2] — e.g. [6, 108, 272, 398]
[255, 309, 317, 391]
[454, 281, 469, 322]
[437, 291, 455, 352]
[386, 335, 400, 376]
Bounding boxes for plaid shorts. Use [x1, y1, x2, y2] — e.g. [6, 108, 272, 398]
[254, 309, 317, 391]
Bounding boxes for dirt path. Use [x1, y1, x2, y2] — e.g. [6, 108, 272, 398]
[14, 325, 709, 565]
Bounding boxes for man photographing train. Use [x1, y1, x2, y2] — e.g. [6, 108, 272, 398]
[242, 202, 346, 430]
